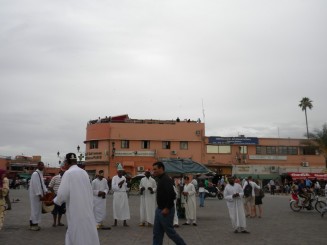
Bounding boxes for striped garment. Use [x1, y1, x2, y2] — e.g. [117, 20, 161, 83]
[48, 174, 61, 194]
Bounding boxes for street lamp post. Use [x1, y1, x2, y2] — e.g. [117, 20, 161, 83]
[57, 151, 63, 165]
[76, 145, 85, 169]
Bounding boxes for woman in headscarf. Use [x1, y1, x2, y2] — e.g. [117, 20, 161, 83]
[0, 169, 9, 230]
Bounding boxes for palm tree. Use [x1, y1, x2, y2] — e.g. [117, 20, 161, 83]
[298, 97, 313, 139]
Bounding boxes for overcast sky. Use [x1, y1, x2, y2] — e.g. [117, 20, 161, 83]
[1, 0, 326, 166]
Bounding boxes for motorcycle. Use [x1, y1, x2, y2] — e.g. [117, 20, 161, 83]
[204, 186, 224, 200]
[289, 191, 326, 213]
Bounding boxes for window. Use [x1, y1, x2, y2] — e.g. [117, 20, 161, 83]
[206, 145, 231, 154]
[299, 147, 317, 155]
[162, 141, 171, 149]
[141, 140, 150, 149]
[207, 145, 218, 153]
[278, 146, 288, 155]
[90, 140, 98, 149]
[180, 141, 188, 150]
[287, 146, 298, 155]
[121, 140, 129, 149]
[239, 146, 247, 154]
[257, 146, 299, 155]
[256, 146, 264, 155]
[218, 145, 231, 153]
[266, 146, 277, 155]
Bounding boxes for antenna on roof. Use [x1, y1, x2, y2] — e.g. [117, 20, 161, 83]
[202, 99, 205, 123]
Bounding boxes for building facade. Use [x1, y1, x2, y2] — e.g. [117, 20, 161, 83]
[0, 155, 11, 172]
[1, 155, 59, 180]
[84, 115, 204, 179]
[204, 136, 326, 182]
[84, 115, 326, 181]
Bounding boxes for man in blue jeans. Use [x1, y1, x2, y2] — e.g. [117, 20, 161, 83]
[152, 162, 186, 245]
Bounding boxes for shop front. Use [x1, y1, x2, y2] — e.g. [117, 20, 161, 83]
[232, 165, 281, 185]
[285, 172, 327, 181]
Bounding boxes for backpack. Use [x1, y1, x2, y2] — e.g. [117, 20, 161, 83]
[243, 181, 253, 197]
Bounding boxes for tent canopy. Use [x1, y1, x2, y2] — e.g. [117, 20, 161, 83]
[197, 174, 214, 179]
[161, 159, 211, 174]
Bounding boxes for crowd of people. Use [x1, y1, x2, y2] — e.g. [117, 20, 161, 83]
[1, 158, 327, 244]
[21, 155, 186, 245]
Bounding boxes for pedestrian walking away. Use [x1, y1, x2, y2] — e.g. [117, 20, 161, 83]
[54, 153, 100, 245]
[243, 176, 260, 218]
[269, 179, 276, 195]
[254, 179, 264, 218]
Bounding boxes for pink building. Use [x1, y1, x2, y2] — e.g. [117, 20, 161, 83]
[204, 136, 326, 180]
[84, 115, 326, 180]
[0, 156, 10, 171]
[84, 115, 204, 179]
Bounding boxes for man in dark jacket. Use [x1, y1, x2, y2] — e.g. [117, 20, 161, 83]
[152, 161, 186, 245]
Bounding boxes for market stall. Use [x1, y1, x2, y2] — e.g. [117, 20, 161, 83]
[161, 158, 212, 218]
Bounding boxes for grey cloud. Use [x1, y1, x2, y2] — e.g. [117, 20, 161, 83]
[1, 0, 327, 165]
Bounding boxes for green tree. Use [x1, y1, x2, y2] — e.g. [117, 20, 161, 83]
[298, 97, 313, 139]
[308, 124, 327, 168]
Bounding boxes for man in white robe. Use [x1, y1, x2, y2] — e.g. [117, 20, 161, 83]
[29, 161, 48, 231]
[54, 153, 100, 245]
[92, 170, 110, 229]
[139, 170, 157, 226]
[224, 176, 250, 234]
[112, 163, 130, 227]
[182, 176, 197, 226]
[173, 178, 180, 228]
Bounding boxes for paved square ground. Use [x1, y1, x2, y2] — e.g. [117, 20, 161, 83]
[1, 189, 326, 245]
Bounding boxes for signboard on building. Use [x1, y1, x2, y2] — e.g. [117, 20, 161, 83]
[114, 151, 156, 157]
[249, 155, 287, 161]
[233, 165, 271, 175]
[208, 137, 258, 145]
[85, 152, 103, 160]
[287, 172, 327, 180]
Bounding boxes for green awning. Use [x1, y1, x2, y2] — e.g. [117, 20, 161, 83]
[162, 159, 212, 174]
[18, 173, 31, 179]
